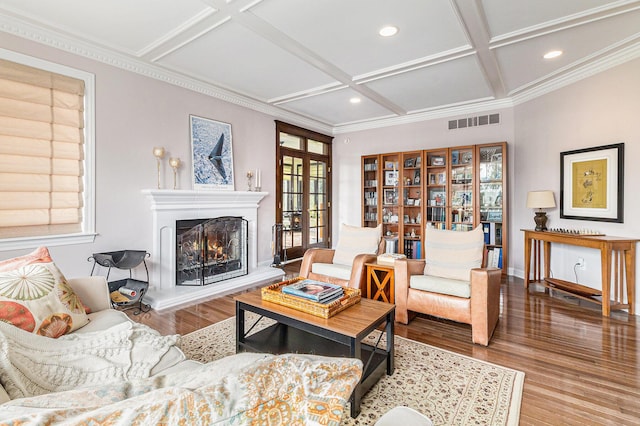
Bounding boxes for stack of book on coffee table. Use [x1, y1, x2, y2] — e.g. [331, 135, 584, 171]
[282, 279, 344, 304]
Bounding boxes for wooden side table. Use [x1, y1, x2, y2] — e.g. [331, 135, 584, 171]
[366, 262, 395, 303]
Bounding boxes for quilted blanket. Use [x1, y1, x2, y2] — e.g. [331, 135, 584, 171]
[0, 352, 363, 425]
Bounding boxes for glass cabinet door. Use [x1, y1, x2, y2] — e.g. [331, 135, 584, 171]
[381, 153, 400, 253]
[478, 143, 505, 269]
[362, 155, 379, 227]
[449, 147, 474, 231]
[425, 149, 448, 230]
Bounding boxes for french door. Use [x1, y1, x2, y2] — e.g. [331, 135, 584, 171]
[276, 121, 332, 261]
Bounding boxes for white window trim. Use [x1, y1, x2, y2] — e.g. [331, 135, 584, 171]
[0, 48, 96, 251]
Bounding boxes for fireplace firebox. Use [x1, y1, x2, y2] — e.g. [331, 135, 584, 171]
[176, 216, 248, 286]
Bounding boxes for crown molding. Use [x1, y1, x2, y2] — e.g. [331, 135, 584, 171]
[0, 13, 333, 135]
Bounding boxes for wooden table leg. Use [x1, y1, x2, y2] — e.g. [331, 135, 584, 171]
[625, 246, 636, 315]
[543, 241, 551, 281]
[601, 248, 612, 317]
[524, 235, 531, 288]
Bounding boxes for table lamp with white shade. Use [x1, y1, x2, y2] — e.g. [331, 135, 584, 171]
[526, 190, 556, 231]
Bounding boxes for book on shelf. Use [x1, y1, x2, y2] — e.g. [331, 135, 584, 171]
[486, 247, 502, 269]
[282, 279, 344, 302]
[483, 223, 491, 245]
[384, 237, 399, 254]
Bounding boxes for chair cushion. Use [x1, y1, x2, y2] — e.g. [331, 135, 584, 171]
[424, 225, 484, 281]
[410, 275, 471, 298]
[0, 246, 90, 337]
[311, 263, 352, 281]
[332, 223, 382, 266]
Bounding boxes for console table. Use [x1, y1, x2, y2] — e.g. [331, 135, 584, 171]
[522, 229, 638, 316]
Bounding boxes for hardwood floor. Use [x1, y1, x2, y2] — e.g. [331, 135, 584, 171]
[126, 263, 640, 425]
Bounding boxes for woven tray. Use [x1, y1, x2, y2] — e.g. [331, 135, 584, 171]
[261, 277, 361, 318]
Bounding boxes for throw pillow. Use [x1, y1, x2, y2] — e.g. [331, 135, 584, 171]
[332, 224, 382, 266]
[0, 246, 90, 337]
[424, 225, 484, 281]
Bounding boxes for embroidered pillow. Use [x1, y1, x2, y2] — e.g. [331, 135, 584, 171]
[424, 225, 484, 281]
[0, 246, 89, 337]
[332, 224, 382, 266]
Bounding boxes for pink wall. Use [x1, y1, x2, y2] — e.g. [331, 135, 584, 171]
[0, 32, 278, 279]
[512, 57, 640, 306]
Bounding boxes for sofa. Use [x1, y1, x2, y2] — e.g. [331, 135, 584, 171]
[0, 248, 363, 425]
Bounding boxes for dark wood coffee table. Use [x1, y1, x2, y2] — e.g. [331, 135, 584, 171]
[235, 289, 395, 418]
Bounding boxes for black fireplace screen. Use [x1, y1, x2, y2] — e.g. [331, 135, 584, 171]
[176, 216, 248, 286]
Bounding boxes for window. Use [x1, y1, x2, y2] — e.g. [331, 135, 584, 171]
[0, 49, 95, 250]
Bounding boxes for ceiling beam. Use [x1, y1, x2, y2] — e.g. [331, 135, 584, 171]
[453, 0, 506, 99]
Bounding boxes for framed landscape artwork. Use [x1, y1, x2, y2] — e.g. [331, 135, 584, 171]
[560, 143, 624, 222]
[190, 115, 234, 190]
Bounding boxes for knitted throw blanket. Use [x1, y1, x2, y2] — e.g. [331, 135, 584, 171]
[0, 320, 179, 400]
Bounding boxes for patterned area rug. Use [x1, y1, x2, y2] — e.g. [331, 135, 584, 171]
[178, 316, 524, 425]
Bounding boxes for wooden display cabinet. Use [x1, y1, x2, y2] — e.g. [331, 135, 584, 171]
[425, 149, 448, 230]
[361, 155, 379, 228]
[400, 151, 423, 258]
[361, 142, 508, 272]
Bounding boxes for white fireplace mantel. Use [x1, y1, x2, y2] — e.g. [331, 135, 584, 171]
[143, 189, 268, 211]
[141, 189, 284, 309]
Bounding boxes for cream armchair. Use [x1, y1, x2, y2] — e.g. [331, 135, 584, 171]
[394, 225, 501, 346]
[299, 224, 383, 293]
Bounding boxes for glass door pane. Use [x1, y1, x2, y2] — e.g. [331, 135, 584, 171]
[282, 155, 304, 259]
[308, 159, 328, 247]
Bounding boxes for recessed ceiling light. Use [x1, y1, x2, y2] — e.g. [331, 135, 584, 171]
[350, 97, 361, 104]
[543, 50, 563, 59]
[379, 26, 398, 37]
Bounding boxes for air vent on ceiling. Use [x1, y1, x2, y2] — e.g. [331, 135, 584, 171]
[448, 113, 499, 130]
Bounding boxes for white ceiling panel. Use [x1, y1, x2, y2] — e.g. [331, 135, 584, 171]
[495, 9, 640, 93]
[0, 0, 209, 54]
[279, 88, 395, 126]
[250, 0, 469, 76]
[364, 56, 494, 112]
[482, 0, 623, 38]
[157, 20, 337, 101]
[1, 0, 639, 130]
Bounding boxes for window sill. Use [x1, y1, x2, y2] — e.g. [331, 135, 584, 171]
[0, 233, 97, 252]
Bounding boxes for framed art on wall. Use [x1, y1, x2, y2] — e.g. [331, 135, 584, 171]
[190, 115, 234, 190]
[560, 143, 624, 222]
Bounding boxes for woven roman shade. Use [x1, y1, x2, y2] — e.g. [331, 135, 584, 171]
[0, 59, 85, 239]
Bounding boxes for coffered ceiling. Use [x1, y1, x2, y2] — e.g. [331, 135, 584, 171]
[0, 0, 639, 133]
